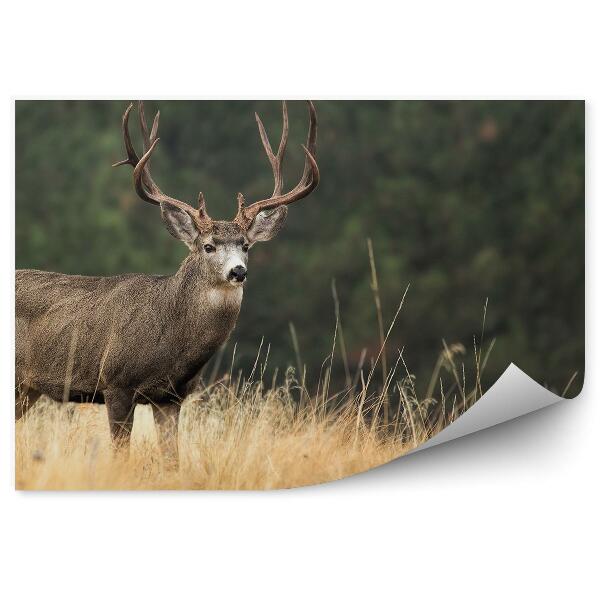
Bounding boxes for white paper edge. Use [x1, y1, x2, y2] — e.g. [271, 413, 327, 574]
[409, 362, 565, 454]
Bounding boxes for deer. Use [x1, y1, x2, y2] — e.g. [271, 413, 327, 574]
[15, 100, 319, 464]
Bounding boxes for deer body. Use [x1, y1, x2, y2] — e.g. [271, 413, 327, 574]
[16, 258, 241, 403]
[15, 100, 319, 464]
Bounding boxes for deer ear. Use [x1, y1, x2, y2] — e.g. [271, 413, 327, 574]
[247, 206, 288, 244]
[160, 203, 199, 249]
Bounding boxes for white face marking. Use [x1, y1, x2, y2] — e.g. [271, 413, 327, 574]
[222, 248, 247, 283]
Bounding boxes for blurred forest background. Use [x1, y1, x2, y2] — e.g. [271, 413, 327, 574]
[15, 100, 584, 397]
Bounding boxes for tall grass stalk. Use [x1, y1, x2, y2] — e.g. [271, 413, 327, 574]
[367, 238, 388, 425]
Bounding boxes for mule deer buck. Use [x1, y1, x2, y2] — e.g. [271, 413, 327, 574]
[15, 100, 319, 463]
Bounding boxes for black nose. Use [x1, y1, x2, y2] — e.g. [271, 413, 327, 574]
[229, 265, 247, 282]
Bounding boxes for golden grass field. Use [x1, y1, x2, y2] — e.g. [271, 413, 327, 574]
[15, 386, 416, 491]
[15, 338, 484, 491]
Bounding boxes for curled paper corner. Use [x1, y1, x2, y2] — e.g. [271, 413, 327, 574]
[409, 363, 571, 455]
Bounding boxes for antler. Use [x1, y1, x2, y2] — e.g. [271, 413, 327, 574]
[113, 101, 212, 228]
[234, 101, 319, 229]
[114, 100, 318, 234]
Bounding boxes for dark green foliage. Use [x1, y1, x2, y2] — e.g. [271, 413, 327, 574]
[15, 100, 584, 397]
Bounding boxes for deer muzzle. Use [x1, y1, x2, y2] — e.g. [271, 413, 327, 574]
[228, 265, 247, 283]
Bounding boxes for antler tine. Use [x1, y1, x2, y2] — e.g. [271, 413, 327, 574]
[255, 101, 289, 196]
[236, 100, 319, 227]
[138, 100, 150, 151]
[112, 103, 138, 168]
[150, 111, 160, 144]
[138, 100, 160, 152]
[301, 100, 317, 181]
[198, 192, 208, 218]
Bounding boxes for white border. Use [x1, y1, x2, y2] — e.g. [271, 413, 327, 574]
[1, 2, 597, 599]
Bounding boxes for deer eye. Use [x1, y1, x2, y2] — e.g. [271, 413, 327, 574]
[242, 243, 249, 253]
[203, 244, 216, 253]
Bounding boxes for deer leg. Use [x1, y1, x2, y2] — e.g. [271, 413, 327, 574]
[151, 400, 181, 469]
[15, 385, 41, 420]
[105, 389, 136, 450]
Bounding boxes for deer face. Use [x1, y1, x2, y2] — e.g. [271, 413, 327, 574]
[198, 222, 250, 287]
[159, 207, 288, 286]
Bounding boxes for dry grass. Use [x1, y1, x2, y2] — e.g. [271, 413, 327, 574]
[15, 388, 421, 491]
[15, 339, 483, 491]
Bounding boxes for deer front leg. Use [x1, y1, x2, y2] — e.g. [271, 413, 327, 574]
[105, 389, 136, 450]
[151, 400, 181, 469]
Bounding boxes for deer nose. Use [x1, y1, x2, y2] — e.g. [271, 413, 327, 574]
[228, 265, 247, 282]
